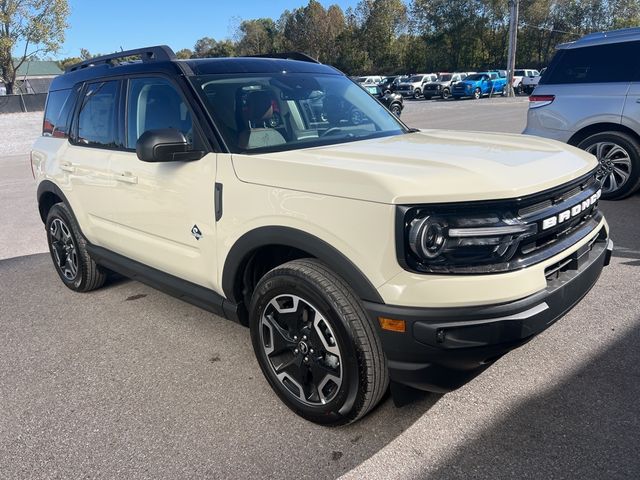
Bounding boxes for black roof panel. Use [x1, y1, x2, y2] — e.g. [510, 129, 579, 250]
[49, 53, 342, 92]
[182, 57, 340, 76]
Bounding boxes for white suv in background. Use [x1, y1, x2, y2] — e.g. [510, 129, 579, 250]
[524, 27, 640, 199]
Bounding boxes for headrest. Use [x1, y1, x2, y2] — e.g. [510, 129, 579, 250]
[244, 90, 273, 123]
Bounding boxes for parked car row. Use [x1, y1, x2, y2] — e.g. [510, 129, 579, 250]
[354, 68, 544, 101]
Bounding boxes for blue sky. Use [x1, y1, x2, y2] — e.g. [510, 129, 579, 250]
[56, 0, 360, 58]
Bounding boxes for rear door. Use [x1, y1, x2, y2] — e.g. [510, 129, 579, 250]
[63, 79, 123, 242]
[621, 41, 640, 137]
[535, 41, 635, 135]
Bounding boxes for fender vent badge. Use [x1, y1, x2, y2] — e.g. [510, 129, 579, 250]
[191, 225, 203, 240]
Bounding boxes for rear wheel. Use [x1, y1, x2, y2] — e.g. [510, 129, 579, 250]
[390, 103, 402, 117]
[577, 131, 640, 199]
[249, 259, 388, 425]
[413, 88, 422, 99]
[46, 203, 108, 291]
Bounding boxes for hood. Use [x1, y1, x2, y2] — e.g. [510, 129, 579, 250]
[231, 131, 597, 205]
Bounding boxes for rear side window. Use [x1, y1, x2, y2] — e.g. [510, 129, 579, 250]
[543, 41, 640, 84]
[43, 87, 79, 138]
[77, 81, 120, 148]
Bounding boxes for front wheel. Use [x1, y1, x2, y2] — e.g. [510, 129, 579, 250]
[577, 131, 640, 199]
[473, 88, 482, 100]
[442, 88, 451, 99]
[413, 88, 422, 99]
[249, 259, 388, 425]
[390, 103, 402, 117]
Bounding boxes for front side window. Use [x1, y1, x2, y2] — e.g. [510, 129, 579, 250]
[77, 81, 119, 148]
[126, 77, 194, 148]
[191, 72, 405, 154]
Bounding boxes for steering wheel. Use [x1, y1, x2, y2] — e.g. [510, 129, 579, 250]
[321, 127, 343, 137]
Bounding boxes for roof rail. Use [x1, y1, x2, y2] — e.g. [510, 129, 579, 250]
[65, 45, 176, 73]
[246, 52, 320, 64]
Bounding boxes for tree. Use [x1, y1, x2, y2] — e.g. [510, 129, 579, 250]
[175, 48, 193, 59]
[358, 0, 408, 72]
[193, 37, 217, 57]
[0, 0, 69, 94]
[192, 37, 236, 58]
[282, 1, 346, 62]
[235, 18, 280, 55]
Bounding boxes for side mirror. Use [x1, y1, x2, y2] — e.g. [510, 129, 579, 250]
[136, 128, 204, 162]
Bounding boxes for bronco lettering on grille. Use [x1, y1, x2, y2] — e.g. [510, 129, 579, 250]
[541, 189, 601, 231]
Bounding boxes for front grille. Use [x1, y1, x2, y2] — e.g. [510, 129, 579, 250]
[514, 173, 602, 263]
[398, 168, 604, 275]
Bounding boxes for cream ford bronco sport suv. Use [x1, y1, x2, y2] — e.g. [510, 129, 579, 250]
[32, 46, 612, 425]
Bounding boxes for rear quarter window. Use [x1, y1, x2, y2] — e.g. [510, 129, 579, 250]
[43, 87, 79, 138]
[543, 41, 640, 84]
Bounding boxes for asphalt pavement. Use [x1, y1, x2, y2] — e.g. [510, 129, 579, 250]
[1, 99, 639, 479]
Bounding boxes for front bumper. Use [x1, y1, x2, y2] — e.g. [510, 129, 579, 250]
[364, 236, 612, 393]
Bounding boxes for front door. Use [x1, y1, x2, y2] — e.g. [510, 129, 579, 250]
[105, 76, 217, 289]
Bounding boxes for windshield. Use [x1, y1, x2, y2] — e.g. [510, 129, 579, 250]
[466, 74, 487, 81]
[409, 75, 423, 83]
[191, 73, 405, 154]
[438, 74, 452, 81]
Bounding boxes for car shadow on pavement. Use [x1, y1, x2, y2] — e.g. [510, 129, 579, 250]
[600, 195, 640, 266]
[420, 322, 640, 480]
[0, 252, 440, 480]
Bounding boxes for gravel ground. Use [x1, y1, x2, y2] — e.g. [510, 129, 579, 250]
[0, 111, 42, 155]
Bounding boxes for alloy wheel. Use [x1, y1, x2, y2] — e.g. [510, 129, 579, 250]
[259, 294, 343, 406]
[586, 141, 633, 194]
[49, 218, 78, 280]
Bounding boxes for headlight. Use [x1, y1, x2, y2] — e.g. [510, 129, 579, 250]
[401, 208, 537, 273]
[408, 216, 447, 259]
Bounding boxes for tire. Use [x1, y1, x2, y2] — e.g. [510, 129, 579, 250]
[577, 131, 640, 200]
[46, 203, 108, 292]
[515, 84, 522, 95]
[413, 88, 422, 99]
[473, 88, 482, 100]
[442, 88, 451, 100]
[249, 259, 388, 425]
[390, 103, 402, 117]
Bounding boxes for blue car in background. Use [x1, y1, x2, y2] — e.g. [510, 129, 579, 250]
[451, 72, 507, 99]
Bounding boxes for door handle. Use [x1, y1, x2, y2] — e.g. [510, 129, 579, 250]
[115, 172, 138, 184]
[60, 162, 75, 173]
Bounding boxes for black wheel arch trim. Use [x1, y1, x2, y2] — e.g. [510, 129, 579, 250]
[221, 226, 384, 305]
[37, 180, 77, 225]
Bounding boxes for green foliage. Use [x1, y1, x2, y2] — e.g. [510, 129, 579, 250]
[189, 0, 635, 75]
[51, 0, 634, 80]
[0, 0, 69, 94]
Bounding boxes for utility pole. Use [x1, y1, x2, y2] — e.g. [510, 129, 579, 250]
[506, 0, 519, 97]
